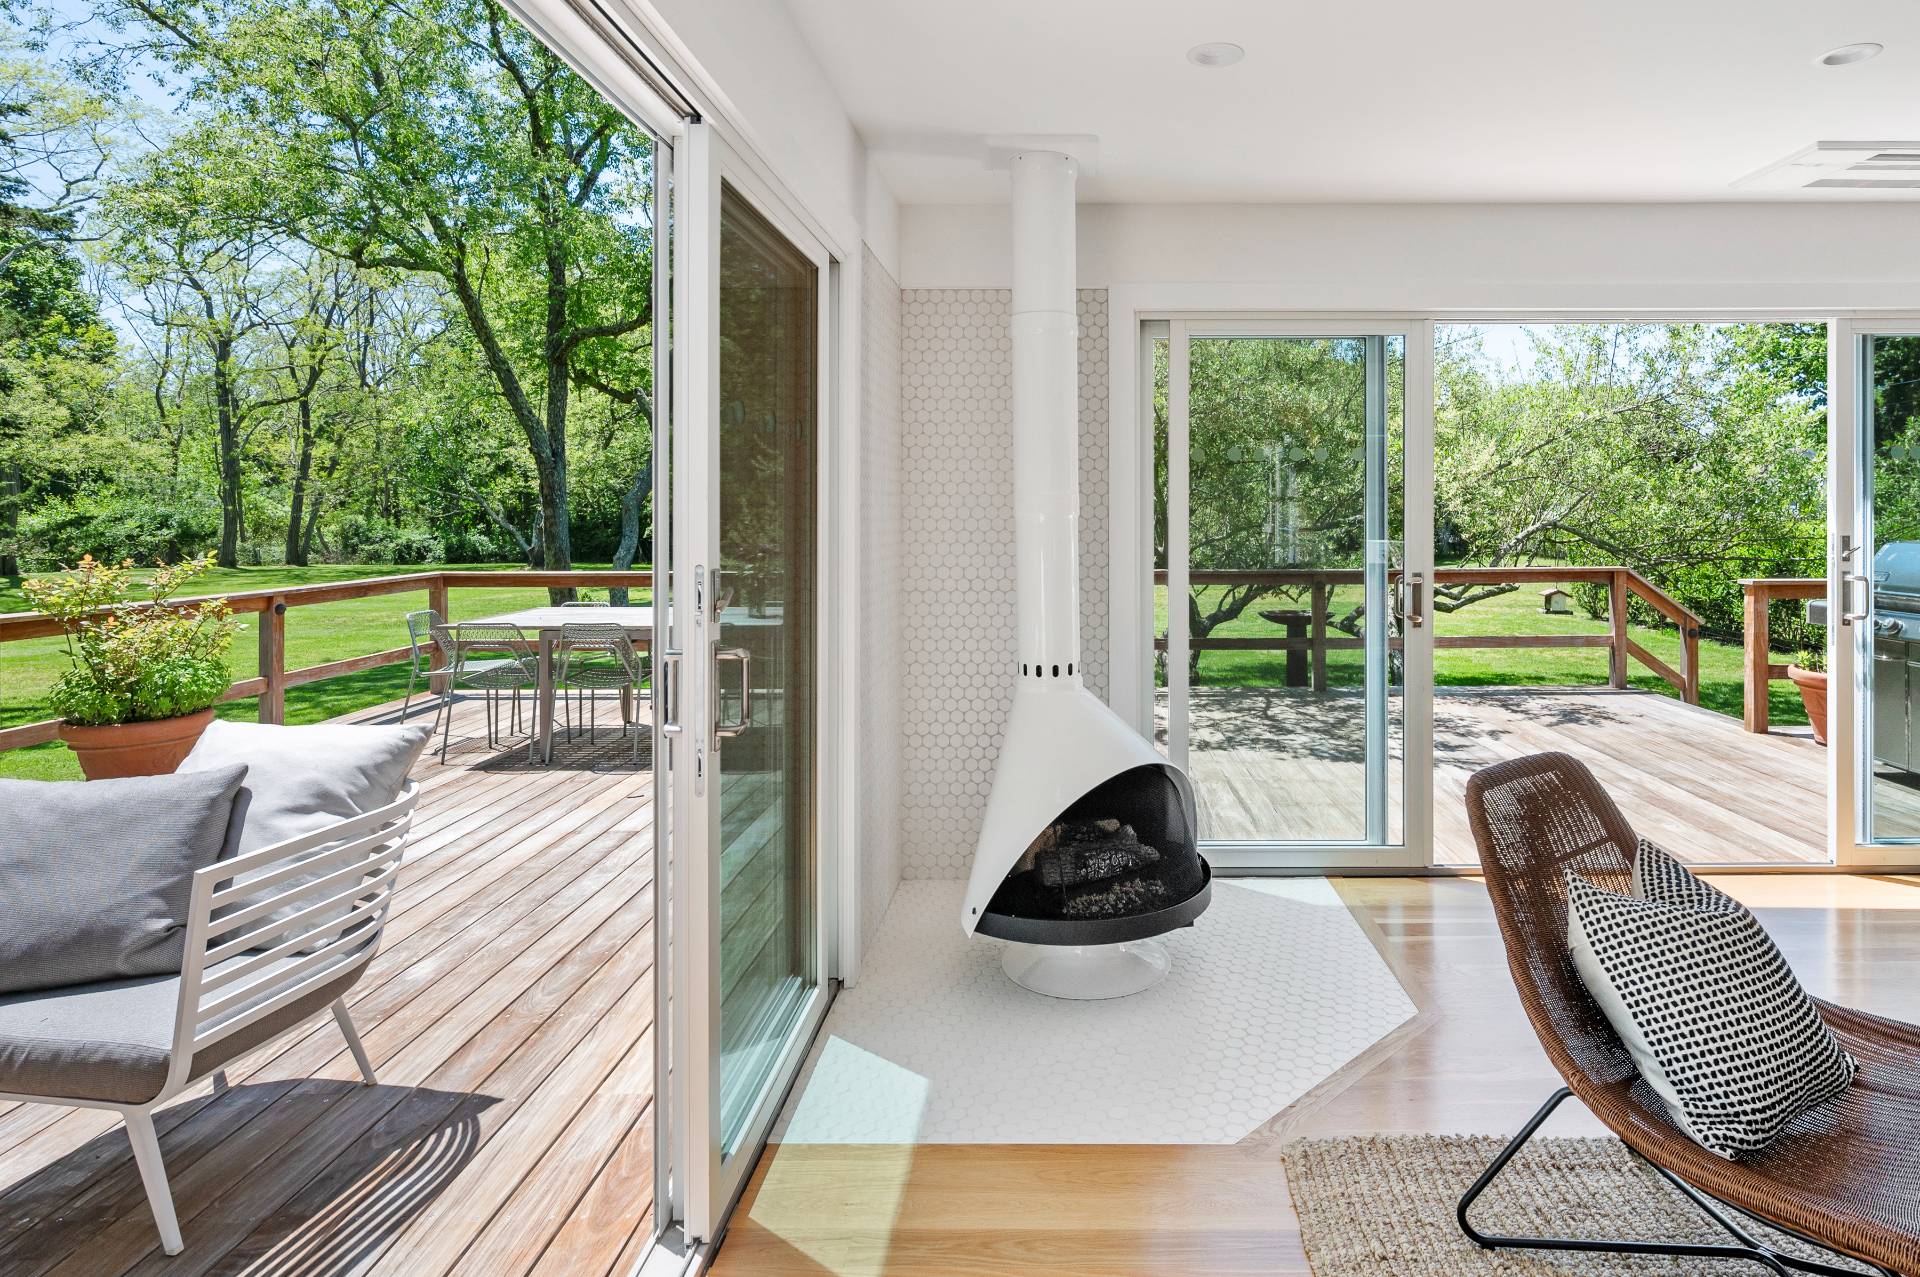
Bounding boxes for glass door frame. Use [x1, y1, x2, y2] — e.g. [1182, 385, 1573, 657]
[673, 120, 836, 1243]
[1150, 315, 1434, 871]
[1831, 315, 1920, 869]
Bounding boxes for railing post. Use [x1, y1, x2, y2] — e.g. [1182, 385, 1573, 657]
[1608, 571, 1630, 688]
[1683, 622, 1701, 706]
[428, 574, 451, 696]
[1744, 582, 1771, 734]
[1310, 579, 1329, 693]
[259, 597, 287, 725]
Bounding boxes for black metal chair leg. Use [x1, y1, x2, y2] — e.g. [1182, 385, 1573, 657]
[1457, 1088, 1887, 1275]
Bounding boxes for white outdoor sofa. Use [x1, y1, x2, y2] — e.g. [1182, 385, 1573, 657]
[0, 781, 418, 1256]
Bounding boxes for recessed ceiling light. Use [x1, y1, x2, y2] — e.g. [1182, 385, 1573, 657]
[1817, 42, 1884, 67]
[1187, 42, 1245, 68]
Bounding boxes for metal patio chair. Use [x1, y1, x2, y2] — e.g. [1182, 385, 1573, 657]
[431, 623, 539, 764]
[556, 621, 647, 762]
[401, 608, 446, 726]
[1461, 751, 1920, 1277]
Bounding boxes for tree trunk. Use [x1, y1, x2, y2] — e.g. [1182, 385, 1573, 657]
[538, 326, 573, 603]
[0, 462, 20, 579]
[609, 457, 651, 606]
[213, 335, 242, 568]
[284, 399, 315, 565]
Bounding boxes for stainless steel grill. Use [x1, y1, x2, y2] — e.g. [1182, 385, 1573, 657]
[1872, 542, 1920, 774]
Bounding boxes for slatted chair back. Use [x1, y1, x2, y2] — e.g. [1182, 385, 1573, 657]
[165, 781, 418, 1097]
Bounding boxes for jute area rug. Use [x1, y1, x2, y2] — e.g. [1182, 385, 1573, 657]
[1285, 1135, 1882, 1275]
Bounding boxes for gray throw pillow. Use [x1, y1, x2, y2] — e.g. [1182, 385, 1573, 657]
[0, 764, 249, 995]
[178, 720, 429, 952]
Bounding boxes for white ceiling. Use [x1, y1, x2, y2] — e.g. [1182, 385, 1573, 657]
[781, 0, 1920, 204]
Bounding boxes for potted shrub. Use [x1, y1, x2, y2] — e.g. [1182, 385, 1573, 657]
[1787, 646, 1829, 745]
[24, 555, 239, 778]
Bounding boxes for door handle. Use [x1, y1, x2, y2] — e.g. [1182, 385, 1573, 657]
[1402, 572, 1426, 629]
[713, 646, 752, 742]
[658, 651, 683, 736]
[1843, 574, 1871, 625]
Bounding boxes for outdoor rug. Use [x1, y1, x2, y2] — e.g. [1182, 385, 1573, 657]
[1284, 1135, 1882, 1275]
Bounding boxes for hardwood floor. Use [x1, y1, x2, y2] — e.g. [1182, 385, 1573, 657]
[0, 694, 656, 1276]
[709, 872, 1920, 1277]
[1172, 685, 1920, 864]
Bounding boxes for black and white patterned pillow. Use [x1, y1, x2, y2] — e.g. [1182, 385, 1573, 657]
[1632, 839, 1744, 915]
[1566, 856, 1856, 1158]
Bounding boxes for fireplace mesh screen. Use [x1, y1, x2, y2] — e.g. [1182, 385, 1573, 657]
[985, 765, 1202, 924]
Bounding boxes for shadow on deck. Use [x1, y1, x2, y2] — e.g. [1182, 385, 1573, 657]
[1168, 685, 1900, 865]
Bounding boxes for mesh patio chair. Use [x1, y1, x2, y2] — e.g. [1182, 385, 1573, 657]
[431, 623, 539, 764]
[556, 621, 647, 762]
[1461, 751, 1920, 1277]
[401, 608, 445, 725]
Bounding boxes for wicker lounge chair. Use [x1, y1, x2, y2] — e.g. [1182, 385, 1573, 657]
[1461, 751, 1920, 1277]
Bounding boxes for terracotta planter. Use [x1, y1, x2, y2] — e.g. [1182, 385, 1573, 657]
[57, 708, 216, 779]
[1787, 665, 1828, 746]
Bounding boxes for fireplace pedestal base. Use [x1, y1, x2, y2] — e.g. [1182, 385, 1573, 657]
[1000, 939, 1172, 1000]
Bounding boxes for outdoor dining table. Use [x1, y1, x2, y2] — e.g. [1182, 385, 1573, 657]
[461, 605, 652, 765]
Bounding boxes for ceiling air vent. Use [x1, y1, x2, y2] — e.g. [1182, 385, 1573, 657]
[1737, 142, 1920, 192]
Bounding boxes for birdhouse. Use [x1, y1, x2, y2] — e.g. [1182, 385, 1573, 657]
[1541, 587, 1574, 615]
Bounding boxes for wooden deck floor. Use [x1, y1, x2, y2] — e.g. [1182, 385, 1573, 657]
[0, 693, 656, 1277]
[1174, 685, 1920, 864]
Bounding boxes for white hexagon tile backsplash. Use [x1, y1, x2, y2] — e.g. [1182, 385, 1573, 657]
[898, 289, 1111, 880]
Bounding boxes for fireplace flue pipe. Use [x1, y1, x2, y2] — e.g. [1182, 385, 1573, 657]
[1009, 150, 1083, 684]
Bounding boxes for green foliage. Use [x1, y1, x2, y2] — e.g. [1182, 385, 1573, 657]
[15, 489, 220, 568]
[22, 553, 239, 724]
[1434, 324, 1827, 644]
[334, 514, 442, 565]
[1794, 646, 1827, 675]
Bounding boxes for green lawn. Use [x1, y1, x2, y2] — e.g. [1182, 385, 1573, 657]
[1, 563, 650, 781]
[1157, 582, 1807, 728]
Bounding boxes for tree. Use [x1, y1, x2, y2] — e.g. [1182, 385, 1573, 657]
[1157, 336, 1404, 677]
[113, 0, 654, 594]
[101, 145, 297, 566]
[0, 223, 115, 575]
[1433, 324, 1826, 638]
[0, 31, 114, 266]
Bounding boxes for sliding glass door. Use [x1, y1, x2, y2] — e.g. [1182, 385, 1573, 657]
[1153, 320, 1433, 868]
[1835, 319, 1920, 865]
[670, 125, 831, 1242]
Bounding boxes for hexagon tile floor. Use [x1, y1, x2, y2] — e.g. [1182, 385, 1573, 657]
[771, 878, 1416, 1145]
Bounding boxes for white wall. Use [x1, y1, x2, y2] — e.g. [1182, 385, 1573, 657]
[628, 0, 900, 277]
[859, 248, 904, 938]
[900, 202, 1920, 309]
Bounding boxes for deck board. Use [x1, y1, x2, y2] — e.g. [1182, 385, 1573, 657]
[0, 695, 656, 1277]
[1173, 685, 1920, 864]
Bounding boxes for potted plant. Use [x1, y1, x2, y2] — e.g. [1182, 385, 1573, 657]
[24, 555, 239, 778]
[1787, 646, 1829, 746]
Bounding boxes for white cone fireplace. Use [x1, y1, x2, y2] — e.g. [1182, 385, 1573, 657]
[959, 150, 1210, 999]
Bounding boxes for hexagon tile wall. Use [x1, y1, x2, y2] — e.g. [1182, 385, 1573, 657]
[899, 288, 1110, 880]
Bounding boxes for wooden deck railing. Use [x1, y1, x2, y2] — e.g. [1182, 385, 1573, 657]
[1154, 564, 1703, 704]
[1739, 577, 1825, 734]
[0, 569, 652, 754]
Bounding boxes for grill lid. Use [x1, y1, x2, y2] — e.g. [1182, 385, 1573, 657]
[1875, 541, 1920, 608]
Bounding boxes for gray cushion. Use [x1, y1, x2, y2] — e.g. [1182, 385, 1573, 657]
[0, 766, 249, 996]
[180, 720, 430, 854]
[180, 720, 429, 950]
[0, 953, 367, 1104]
